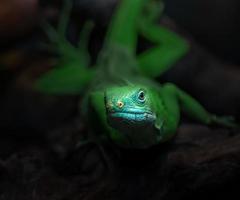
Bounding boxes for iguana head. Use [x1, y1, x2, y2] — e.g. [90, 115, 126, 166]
[104, 85, 161, 148]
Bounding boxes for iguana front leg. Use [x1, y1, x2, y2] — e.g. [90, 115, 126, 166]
[173, 84, 238, 128]
[160, 83, 238, 140]
[137, 1, 190, 78]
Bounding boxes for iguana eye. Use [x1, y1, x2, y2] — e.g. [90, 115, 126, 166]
[137, 90, 145, 102]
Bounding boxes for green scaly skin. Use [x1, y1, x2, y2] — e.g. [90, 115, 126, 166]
[38, 0, 238, 149]
[88, 0, 238, 148]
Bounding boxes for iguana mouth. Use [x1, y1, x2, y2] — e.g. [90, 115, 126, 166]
[108, 111, 156, 123]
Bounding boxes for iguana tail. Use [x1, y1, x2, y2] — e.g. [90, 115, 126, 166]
[105, 0, 148, 54]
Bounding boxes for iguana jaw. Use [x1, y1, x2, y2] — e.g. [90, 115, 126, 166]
[107, 108, 159, 148]
[108, 110, 156, 123]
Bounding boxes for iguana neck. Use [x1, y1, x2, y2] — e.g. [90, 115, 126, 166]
[90, 43, 161, 92]
[95, 44, 140, 84]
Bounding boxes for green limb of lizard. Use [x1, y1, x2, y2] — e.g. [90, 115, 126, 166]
[43, 0, 93, 67]
[164, 83, 239, 128]
[106, 0, 148, 54]
[137, 1, 190, 78]
[36, 0, 95, 94]
[43, 0, 74, 58]
[157, 83, 180, 141]
[58, 0, 72, 38]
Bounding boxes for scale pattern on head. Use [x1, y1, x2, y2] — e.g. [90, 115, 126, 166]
[104, 84, 162, 148]
[105, 85, 155, 122]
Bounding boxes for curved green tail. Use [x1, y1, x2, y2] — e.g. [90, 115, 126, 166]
[105, 0, 148, 54]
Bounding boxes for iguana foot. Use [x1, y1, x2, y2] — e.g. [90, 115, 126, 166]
[211, 115, 239, 129]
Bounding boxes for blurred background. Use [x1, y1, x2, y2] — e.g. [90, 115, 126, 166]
[165, 0, 240, 64]
[0, 0, 240, 199]
[1, 0, 240, 61]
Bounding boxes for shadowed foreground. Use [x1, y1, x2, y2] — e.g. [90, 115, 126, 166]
[1, 124, 240, 200]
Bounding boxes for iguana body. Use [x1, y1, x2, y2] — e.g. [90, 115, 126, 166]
[87, 0, 237, 148]
[89, 52, 235, 148]
[37, 0, 238, 149]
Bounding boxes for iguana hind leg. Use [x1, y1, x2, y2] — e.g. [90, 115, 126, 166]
[137, 1, 190, 78]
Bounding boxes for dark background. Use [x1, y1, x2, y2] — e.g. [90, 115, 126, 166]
[0, 0, 240, 199]
[165, 0, 240, 64]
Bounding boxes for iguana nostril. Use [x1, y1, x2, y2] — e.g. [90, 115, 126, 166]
[117, 101, 124, 108]
[106, 101, 114, 110]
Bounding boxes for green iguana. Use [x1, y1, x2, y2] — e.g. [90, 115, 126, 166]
[36, 0, 238, 149]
